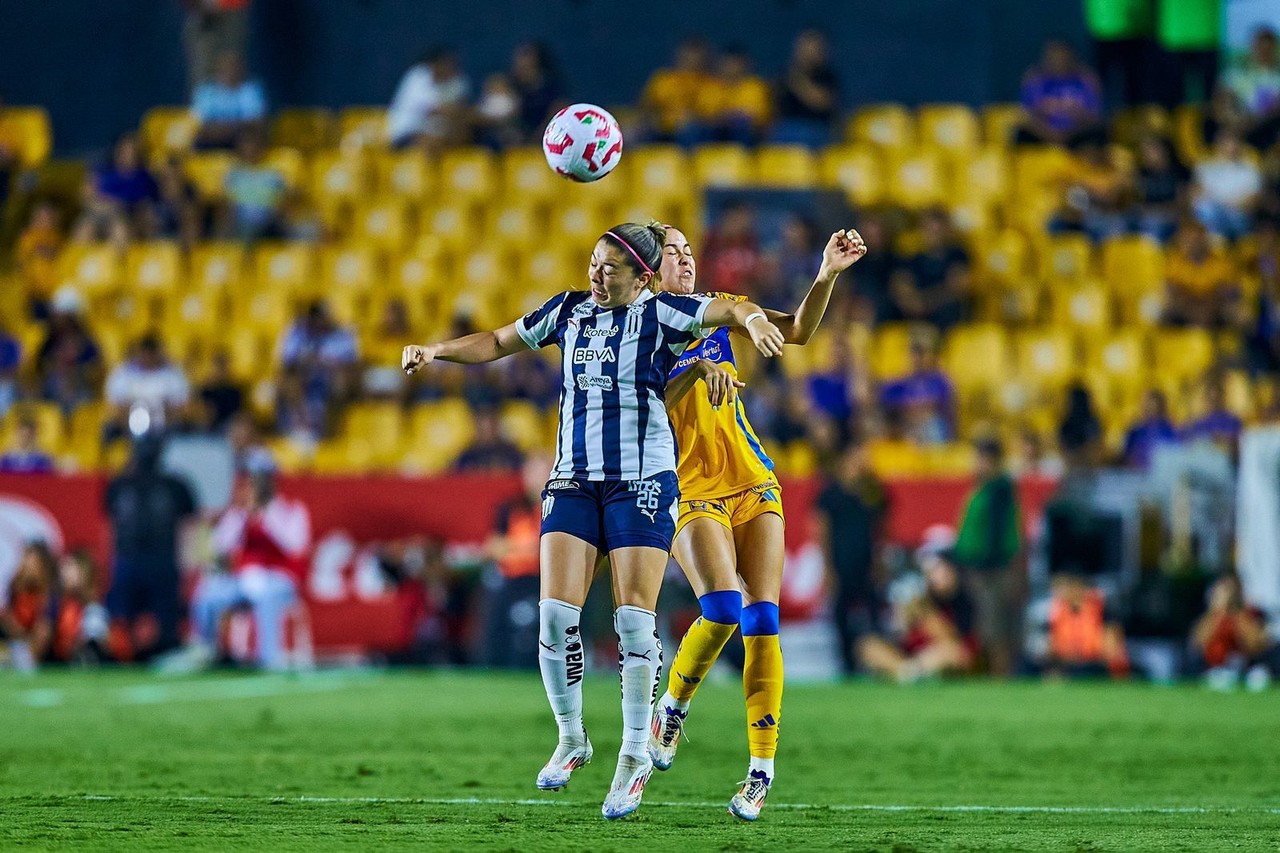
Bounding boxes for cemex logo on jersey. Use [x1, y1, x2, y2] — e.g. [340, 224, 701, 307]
[573, 348, 617, 364]
[577, 374, 614, 391]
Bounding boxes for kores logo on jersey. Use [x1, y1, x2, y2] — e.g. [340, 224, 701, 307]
[573, 348, 617, 364]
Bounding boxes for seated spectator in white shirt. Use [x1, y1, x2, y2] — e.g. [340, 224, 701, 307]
[0, 417, 55, 473]
[193, 51, 267, 150]
[105, 333, 190, 440]
[1193, 132, 1263, 241]
[387, 46, 471, 150]
[1224, 26, 1280, 151]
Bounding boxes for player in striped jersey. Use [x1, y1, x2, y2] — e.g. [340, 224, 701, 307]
[647, 224, 866, 820]
[402, 222, 785, 819]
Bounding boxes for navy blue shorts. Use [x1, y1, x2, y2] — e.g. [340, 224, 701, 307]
[540, 471, 679, 553]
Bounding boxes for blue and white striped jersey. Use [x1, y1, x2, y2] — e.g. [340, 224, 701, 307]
[515, 289, 712, 481]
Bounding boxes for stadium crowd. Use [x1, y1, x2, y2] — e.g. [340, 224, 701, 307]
[0, 5, 1278, 685]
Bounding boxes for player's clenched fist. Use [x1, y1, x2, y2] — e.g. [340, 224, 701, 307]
[402, 345, 434, 374]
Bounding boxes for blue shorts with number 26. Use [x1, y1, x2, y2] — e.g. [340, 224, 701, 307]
[540, 471, 679, 553]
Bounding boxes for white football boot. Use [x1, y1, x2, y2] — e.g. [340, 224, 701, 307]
[728, 769, 772, 821]
[535, 733, 593, 791]
[647, 702, 688, 771]
[601, 752, 653, 819]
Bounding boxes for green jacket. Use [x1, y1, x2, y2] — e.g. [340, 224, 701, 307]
[953, 473, 1022, 571]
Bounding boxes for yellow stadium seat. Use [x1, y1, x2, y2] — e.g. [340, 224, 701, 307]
[141, 107, 197, 158]
[1173, 104, 1207, 164]
[353, 196, 414, 253]
[392, 249, 450, 298]
[1012, 146, 1072, 205]
[1088, 330, 1150, 384]
[60, 243, 122, 295]
[692, 144, 755, 187]
[406, 400, 475, 472]
[0, 107, 51, 168]
[502, 146, 561, 205]
[271, 108, 336, 152]
[1222, 370, 1255, 420]
[124, 241, 183, 295]
[235, 287, 294, 334]
[184, 151, 235, 200]
[1042, 234, 1094, 282]
[1016, 328, 1077, 388]
[1152, 328, 1216, 383]
[454, 248, 507, 300]
[948, 198, 997, 237]
[440, 148, 499, 203]
[253, 242, 317, 295]
[629, 146, 692, 205]
[338, 107, 388, 150]
[499, 400, 544, 452]
[755, 145, 817, 188]
[190, 242, 245, 293]
[982, 103, 1023, 147]
[1110, 104, 1170, 147]
[952, 146, 1010, 207]
[89, 289, 154, 340]
[489, 203, 541, 252]
[263, 147, 307, 190]
[887, 149, 947, 209]
[922, 443, 976, 476]
[918, 104, 980, 156]
[3, 402, 65, 453]
[867, 438, 925, 478]
[1101, 236, 1165, 294]
[849, 104, 915, 151]
[310, 151, 373, 222]
[523, 247, 578, 292]
[344, 403, 406, 469]
[820, 144, 885, 207]
[320, 245, 379, 295]
[422, 202, 478, 251]
[975, 230, 1029, 289]
[375, 149, 438, 199]
[942, 323, 1011, 390]
[870, 323, 917, 380]
[166, 288, 227, 338]
[1050, 282, 1112, 334]
[548, 198, 613, 245]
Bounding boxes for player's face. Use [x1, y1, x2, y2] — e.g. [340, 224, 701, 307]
[659, 228, 697, 295]
[588, 240, 649, 308]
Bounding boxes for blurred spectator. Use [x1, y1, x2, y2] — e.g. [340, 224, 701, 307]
[1043, 574, 1129, 678]
[0, 94, 22, 208]
[510, 42, 564, 142]
[482, 454, 551, 668]
[1201, 84, 1249, 147]
[878, 330, 956, 445]
[848, 214, 897, 324]
[197, 351, 244, 432]
[277, 300, 359, 441]
[0, 542, 57, 671]
[105, 333, 191, 439]
[1124, 561, 1199, 684]
[640, 38, 712, 143]
[816, 440, 889, 675]
[1181, 375, 1243, 456]
[192, 51, 267, 150]
[1008, 425, 1065, 478]
[702, 199, 761, 294]
[774, 30, 839, 147]
[184, 449, 310, 671]
[219, 131, 287, 241]
[501, 353, 560, 411]
[1192, 574, 1274, 690]
[1121, 389, 1180, 468]
[36, 290, 104, 413]
[1192, 132, 1262, 240]
[951, 437, 1022, 676]
[1247, 216, 1280, 371]
[16, 202, 63, 317]
[104, 436, 197, 660]
[225, 412, 260, 471]
[858, 533, 976, 682]
[53, 550, 109, 664]
[150, 157, 201, 247]
[1015, 39, 1105, 148]
[361, 298, 415, 399]
[1223, 26, 1280, 151]
[1131, 135, 1188, 242]
[387, 47, 471, 150]
[474, 73, 521, 149]
[807, 335, 858, 426]
[0, 323, 20, 417]
[766, 383, 812, 447]
[0, 417, 55, 473]
[1084, 0, 1150, 107]
[1163, 221, 1242, 328]
[73, 132, 159, 246]
[1058, 383, 1104, 468]
[890, 207, 971, 331]
[455, 407, 524, 473]
[1049, 140, 1133, 243]
[695, 45, 772, 145]
[182, 0, 251, 90]
[759, 214, 821, 308]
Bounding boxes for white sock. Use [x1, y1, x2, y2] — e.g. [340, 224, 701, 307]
[538, 598, 585, 744]
[614, 605, 662, 758]
[659, 690, 689, 716]
[749, 756, 775, 782]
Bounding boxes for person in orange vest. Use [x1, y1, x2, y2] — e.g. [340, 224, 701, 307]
[1045, 574, 1129, 679]
[482, 454, 552, 669]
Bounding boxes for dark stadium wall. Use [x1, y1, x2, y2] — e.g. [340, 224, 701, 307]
[0, 0, 1087, 155]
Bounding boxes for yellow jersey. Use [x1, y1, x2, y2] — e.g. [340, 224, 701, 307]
[667, 293, 775, 501]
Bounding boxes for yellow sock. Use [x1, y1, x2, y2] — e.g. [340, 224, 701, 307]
[668, 616, 737, 704]
[743, 634, 783, 760]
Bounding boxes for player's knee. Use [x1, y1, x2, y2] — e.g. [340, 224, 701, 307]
[741, 601, 780, 636]
[699, 589, 743, 625]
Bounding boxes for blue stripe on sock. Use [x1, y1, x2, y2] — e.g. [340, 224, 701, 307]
[698, 590, 743, 625]
[741, 601, 779, 636]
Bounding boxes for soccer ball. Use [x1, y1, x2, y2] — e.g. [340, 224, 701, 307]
[542, 103, 623, 183]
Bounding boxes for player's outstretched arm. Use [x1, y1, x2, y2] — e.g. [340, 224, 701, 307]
[666, 358, 745, 407]
[402, 323, 529, 373]
[702, 298, 785, 357]
[767, 228, 867, 345]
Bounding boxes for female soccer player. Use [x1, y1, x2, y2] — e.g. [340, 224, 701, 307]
[648, 224, 866, 820]
[402, 222, 785, 820]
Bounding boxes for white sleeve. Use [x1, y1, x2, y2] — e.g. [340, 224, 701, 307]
[105, 367, 130, 405]
[262, 499, 311, 558]
[212, 507, 248, 557]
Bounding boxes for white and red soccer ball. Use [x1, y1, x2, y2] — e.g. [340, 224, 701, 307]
[542, 103, 623, 183]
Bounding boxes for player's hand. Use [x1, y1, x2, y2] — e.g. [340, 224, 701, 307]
[821, 228, 868, 275]
[747, 316, 785, 357]
[401, 344, 434, 375]
[698, 360, 745, 408]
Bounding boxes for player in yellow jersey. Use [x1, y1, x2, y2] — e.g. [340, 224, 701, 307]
[649, 224, 866, 820]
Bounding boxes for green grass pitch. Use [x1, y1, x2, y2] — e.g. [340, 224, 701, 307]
[1, 669, 1277, 851]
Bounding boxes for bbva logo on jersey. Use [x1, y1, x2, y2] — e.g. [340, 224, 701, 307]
[572, 347, 617, 364]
